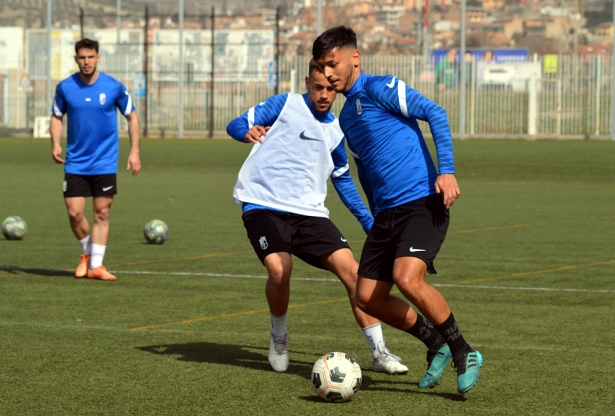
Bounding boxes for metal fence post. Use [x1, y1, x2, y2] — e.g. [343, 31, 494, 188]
[143, 6, 148, 137]
[208, 7, 214, 138]
[611, 0, 615, 141]
[79, 8, 84, 39]
[528, 75, 537, 136]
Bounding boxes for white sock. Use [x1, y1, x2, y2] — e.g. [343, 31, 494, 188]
[79, 235, 92, 255]
[90, 243, 106, 269]
[363, 322, 385, 357]
[270, 312, 288, 335]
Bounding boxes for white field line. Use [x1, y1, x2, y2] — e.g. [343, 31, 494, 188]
[113, 270, 615, 294]
[2, 266, 613, 294]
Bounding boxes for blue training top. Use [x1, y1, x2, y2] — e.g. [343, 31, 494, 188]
[52, 72, 135, 175]
[226, 92, 374, 233]
[339, 72, 455, 216]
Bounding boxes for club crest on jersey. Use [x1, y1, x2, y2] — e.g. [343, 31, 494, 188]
[259, 236, 268, 250]
[99, 93, 106, 105]
[356, 99, 362, 115]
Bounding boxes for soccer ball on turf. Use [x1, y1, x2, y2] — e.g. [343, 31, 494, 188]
[143, 219, 168, 244]
[311, 351, 362, 403]
[2, 215, 27, 240]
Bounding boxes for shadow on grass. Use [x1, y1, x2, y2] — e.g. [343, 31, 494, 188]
[137, 342, 306, 376]
[137, 342, 465, 402]
[0, 265, 74, 277]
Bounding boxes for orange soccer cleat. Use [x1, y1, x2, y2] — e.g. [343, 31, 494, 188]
[75, 254, 91, 278]
[86, 265, 117, 281]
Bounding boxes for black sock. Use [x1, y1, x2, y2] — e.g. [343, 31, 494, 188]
[406, 314, 447, 351]
[434, 313, 471, 356]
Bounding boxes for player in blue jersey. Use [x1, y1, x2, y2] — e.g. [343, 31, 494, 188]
[313, 26, 483, 394]
[50, 38, 141, 281]
[226, 60, 408, 375]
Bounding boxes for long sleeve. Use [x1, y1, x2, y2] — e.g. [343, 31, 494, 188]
[330, 139, 373, 233]
[226, 93, 288, 142]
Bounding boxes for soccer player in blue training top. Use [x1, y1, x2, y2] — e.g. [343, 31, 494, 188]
[226, 60, 408, 375]
[313, 26, 483, 394]
[50, 38, 141, 281]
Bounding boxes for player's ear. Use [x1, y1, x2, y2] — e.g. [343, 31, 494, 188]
[351, 49, 361, 68]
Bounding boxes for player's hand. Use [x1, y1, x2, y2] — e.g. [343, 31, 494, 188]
[51, 144, 65, 164]
[127, 151, 141, 176]
[434, 174, 460, 209]
[244, 125, 270, 144]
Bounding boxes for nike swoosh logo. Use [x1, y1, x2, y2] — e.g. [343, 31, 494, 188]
[386, 77, 396, 88]
[409, 247, 426, 252]
[102, 186, 114, 191]
[299, 131, 322, 142]
[340, 237, 347, 242]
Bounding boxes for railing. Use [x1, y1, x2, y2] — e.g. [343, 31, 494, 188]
[2, 52, 614, 139]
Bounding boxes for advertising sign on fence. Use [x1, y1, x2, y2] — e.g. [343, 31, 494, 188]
[0, 27, 23, 69]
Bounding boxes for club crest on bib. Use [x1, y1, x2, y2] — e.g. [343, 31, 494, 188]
[259, 236, 268, 250]
[99, 93, 106, 105]
[356, 99, 362, 115]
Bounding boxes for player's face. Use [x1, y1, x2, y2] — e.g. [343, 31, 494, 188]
[305, 70, 336, 113]
[75, 48, 100, 76]
[316, 47, 360, 94]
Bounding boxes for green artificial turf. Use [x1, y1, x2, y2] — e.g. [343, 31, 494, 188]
[0, 138, 613, 415]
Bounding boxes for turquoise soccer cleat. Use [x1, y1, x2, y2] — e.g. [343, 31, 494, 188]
[419, 344, 453, 388]
[454, 349, 483, 394]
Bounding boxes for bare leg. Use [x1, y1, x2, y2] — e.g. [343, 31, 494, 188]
[91, 196, 113, 246]
[320, 248, 378, 328]
[263, 252, 293, 317]
[392, 257, 451, 325]
[64, 197, 89, 239]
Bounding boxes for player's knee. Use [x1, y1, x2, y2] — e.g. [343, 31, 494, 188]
[67, 209, 84, 224]
[394, 273, 424, 301]
[266, 263, 290, 285]
[93, 211, 109, 224]
[355, 291, 375, 315]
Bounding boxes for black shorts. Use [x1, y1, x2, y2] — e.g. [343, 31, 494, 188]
[358, 194, 449, 282]
[63, 173, 117, 198]
[242, 209, 351, 270]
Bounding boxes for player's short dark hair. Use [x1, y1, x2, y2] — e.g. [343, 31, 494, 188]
[308, 59, 324, 75]
[312, 26, 358, 60]
[75, 38, 99, 54]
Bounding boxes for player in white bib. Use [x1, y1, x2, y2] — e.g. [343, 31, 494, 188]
[227, 60, 408, 375]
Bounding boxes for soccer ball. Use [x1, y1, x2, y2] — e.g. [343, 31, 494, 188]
[143, 219, 168, 244]
[311, 352, 362, 403]
[2, 215, 27, 240]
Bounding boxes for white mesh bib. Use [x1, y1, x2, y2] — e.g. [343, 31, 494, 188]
[233, 93, 344, 218]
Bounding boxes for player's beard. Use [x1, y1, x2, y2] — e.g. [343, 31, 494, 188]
[79, 65, 97, 81]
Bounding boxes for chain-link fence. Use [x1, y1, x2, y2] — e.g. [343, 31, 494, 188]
[1, 8, 614, 139]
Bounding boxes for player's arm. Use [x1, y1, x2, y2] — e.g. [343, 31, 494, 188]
[50, 115, 64, 164]
[369, 78, 460, 208]
[330, 139, 373, 234]
[226, 94, 288, 144]
[50, 84, 65, 164]
[125, 111, 141, 176]
[116, 83, 141, 176]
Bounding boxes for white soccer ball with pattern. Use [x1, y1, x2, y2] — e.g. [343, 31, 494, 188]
[2, 215, 27, 240]
[311, 351, 362, 403]
[143, 219, 169, 244]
